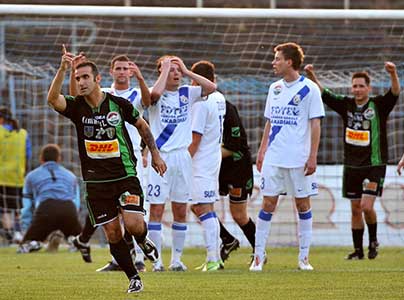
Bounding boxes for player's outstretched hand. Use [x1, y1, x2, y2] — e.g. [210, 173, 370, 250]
[129, 61, 144, 81]
[385, 61, 397, 74]
[151, 152, 167, 176]
[60, 44, 74, 71]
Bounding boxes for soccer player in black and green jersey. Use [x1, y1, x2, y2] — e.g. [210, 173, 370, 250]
[47, 48, 166, 293]
[305, 62, 400, 260]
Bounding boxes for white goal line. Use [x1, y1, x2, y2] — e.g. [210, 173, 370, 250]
[1, 5, 404, 19]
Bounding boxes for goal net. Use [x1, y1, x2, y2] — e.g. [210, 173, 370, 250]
[1, 6, 403, 246]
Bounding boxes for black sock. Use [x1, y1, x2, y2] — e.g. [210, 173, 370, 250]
[123, 228, 135, 252]
[109, 238, 138, 279]
[352, 228, 364, 253]
[240, 218, 256, 250]
[79, 215, 96, 243]
[219, 219, 235, 244]
[367, 222, 377, 244]
[133, 222, 147, 245]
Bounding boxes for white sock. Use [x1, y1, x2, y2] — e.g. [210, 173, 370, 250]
[134, 243, 144, 263]
[199, 211, 220, 262]
[298, 209, 313, 261]
[148, 222, 163, 265]
[255, 209, 273, 260]
[171, 222, 187, 264]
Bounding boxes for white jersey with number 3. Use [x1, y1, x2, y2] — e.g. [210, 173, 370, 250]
[148, 85, 202, 152]
[263, 75, 324, 168]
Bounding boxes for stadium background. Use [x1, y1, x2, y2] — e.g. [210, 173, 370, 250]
[0, 1, 403, 246]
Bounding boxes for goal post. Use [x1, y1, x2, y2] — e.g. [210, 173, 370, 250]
[0, 5, 403, 246]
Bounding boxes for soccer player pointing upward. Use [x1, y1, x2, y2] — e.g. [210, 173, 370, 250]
[47, 47, 166, 293]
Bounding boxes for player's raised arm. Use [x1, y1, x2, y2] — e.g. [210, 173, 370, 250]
[385, 61, 401, 96]
[47, 45, 73, 112]
[150, 56, 171, 104]
[134, 117, 167, 176]
[69, 51, 87, 96]
[304, 64, 324, 93]
[130, 61, 151, 107]
[172, 57, 216, 97]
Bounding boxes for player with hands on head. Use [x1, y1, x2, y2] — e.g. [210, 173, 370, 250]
[305, 61, 400, 260]
[47, 45, 166, 293]
[144, 55, 216, 272]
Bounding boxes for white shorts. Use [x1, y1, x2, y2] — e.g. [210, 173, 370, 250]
[260, 165, 318, 198]
[146, 149, 192, 204]
[191, 176, 218, 204]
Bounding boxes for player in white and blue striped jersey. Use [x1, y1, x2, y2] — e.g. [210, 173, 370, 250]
[146, 55, 216, 271]
[251, 42, 324, 272]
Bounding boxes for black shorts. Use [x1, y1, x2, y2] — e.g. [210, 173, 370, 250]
[0, 186, 22, 211]
[24, 199, 82, 242]
[343, 165, 386, 199]
[86, 176, 145, 226]
[219, 177, 253, 203]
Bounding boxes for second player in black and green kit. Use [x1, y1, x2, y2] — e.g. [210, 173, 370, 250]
[305, 62, 400, 261]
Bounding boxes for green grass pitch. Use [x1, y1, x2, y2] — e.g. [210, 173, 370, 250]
[1, 246, 403, 300]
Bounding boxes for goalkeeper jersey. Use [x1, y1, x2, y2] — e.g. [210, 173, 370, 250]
[322, 88, 398, 167]
[58, 93, 140, 182]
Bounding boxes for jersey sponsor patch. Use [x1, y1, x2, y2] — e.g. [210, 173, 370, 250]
[229, 187, 242, 198]
[119, 191, 140, 206]
[84, 139, 120, 159]
[345, 128, 370, 146]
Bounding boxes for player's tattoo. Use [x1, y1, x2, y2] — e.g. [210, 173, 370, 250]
[138, 126, 158, 153]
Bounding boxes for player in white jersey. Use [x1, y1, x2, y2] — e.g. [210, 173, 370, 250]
[188, 61, 226, 271]
[145, 55, 216, 271]
[69, 54, 151, 272]
[250, 42, 324, 272]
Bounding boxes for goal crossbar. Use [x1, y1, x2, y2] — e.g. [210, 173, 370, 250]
[1, 5, 404, 19]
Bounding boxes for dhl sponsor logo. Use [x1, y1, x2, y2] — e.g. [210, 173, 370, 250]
[85, 139, 120, 159]
[345, 128, 369, 146]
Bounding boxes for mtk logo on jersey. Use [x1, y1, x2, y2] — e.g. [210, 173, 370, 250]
[363, 107, 375, 120]
[106, 112, 121, 126]
[273, 84, 282, 95]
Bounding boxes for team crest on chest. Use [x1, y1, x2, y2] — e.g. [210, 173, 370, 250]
[84, 126, 94, 138]
[292, 94, 301, 105]
[363, 107, 375, 120]
[106, 112, 121, 126]
[180, 95, 189, 105]
[273, 85, 282, 95]
[105, 127, 116, 139]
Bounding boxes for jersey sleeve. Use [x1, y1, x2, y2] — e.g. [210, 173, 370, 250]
[321, 88, 349, 117]
[119, 97, 140, 125]
[308, 83, 325, 119]
[191, 101, 208, 135]
[264, 85, 273, 120]
[222, 102, 242, 153]
[374, 89, 399, 116]
[188, 86, 203, 104]
[57, 95, 77, 120]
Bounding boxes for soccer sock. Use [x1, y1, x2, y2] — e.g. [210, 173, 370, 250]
[109, 238, 138, 279]
[171, 222, 187, 264]
[239, 218, 256, 250]
[134, 243, 145, 263]
[352, 228, 364, 253]
[218, 219, 236, 244]
[79, 215, 96, 244]
[132, 222, 147, 262]
[148, 222, 162, 265]
[123, 227, 135, 252]
[255, 209, 272, 260]
[366, 222, 377, 244]
[199, 211, 220, 262]
[298, 209, 313, 261]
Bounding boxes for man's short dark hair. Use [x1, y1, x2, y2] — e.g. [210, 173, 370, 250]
[191, 60, 215, 82]
[111, 55, 130, 69]
[352, 71, 371, 86]
[156, 55, 178, 73]
[40, 144, 61, 162]
[274, 42, 305, 70]
[76, 61, 99, 78]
